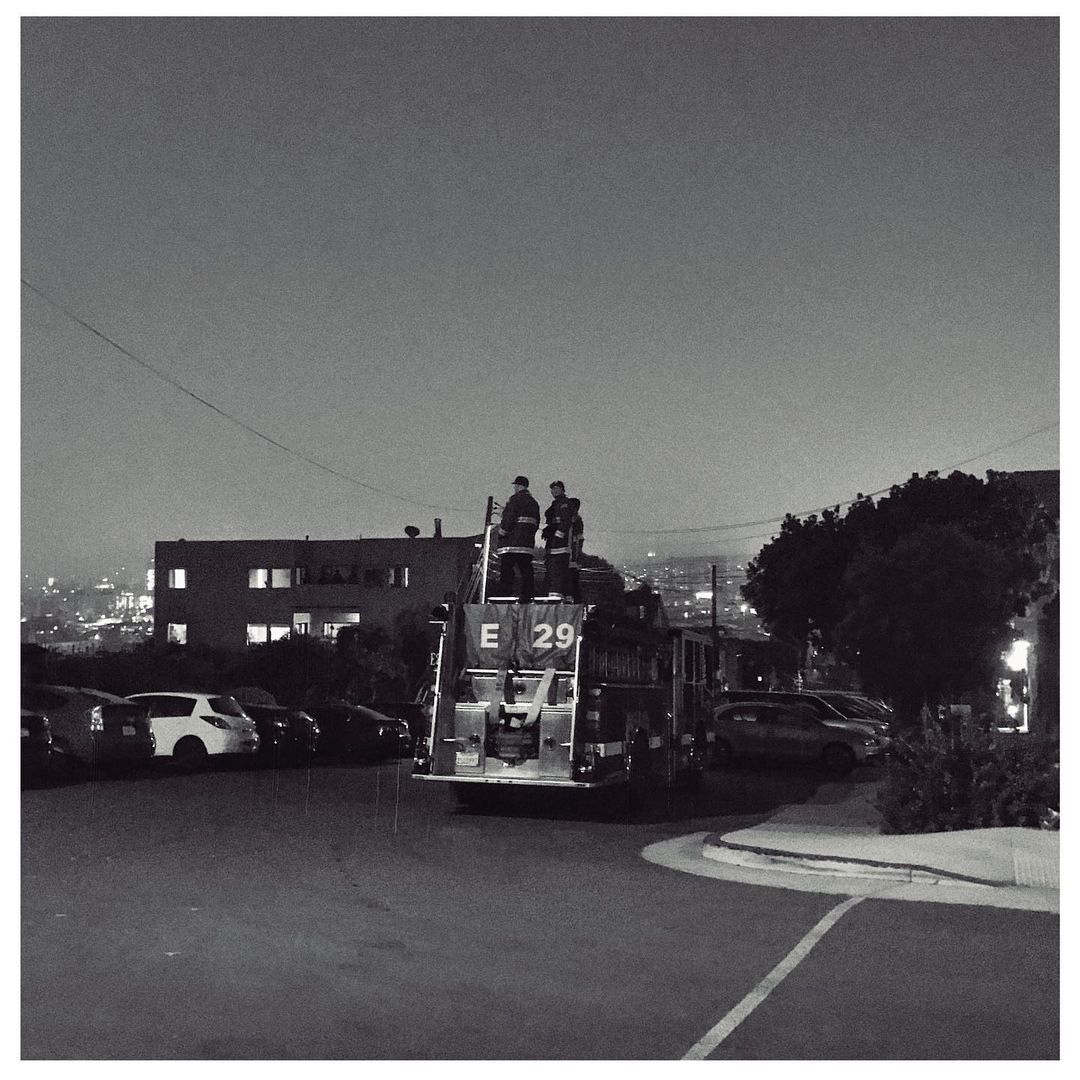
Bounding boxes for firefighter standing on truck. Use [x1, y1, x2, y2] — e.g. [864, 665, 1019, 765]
[542, 480, 574, 601]
[567, 497, 584, 602]
[496, 475, 540, 601]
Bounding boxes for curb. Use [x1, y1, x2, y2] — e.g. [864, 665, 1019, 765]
[702, 836, 1004, 887]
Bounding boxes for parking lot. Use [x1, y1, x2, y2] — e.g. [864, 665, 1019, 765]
[22, 758, 1058, 1060]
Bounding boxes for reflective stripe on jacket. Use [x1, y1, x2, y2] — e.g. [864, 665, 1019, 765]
[496, 490, 540, 555]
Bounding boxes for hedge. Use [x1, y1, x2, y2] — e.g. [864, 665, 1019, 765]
[876, 727, 1059, 834]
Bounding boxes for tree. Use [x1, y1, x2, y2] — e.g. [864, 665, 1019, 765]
[224, 635, 336, 705]
[334, 625, 407, 702]
[835, 524, 1017, 718]
[742, 471, 1053, 719]
[742, 506, 851, 668]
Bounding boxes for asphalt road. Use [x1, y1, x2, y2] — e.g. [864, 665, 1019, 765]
[21, 759, 1059, 1060]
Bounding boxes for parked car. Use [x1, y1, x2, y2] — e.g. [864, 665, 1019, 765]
[305, 704, 412, 762]
[21, 685, 155, 774]
[712, 700, 883, 775]
[713, 689, 890, 742]
[126, 692, 258, 769]
[21, 708, 53, 786]
[371, 701, 430, 745]
[244, 704, 320, 764]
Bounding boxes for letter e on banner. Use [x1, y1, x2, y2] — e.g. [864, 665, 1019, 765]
[480, 623, 500, 650]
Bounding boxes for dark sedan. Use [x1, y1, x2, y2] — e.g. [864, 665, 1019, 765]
[371, 701, 430, 745]
[305, 704, 412, 763]
[21, 709, 53, 786]
[244, 705, 320, 764]
[21, 685, 155, 774]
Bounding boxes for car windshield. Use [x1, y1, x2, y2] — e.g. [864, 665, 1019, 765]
[829, 697, 885, 719]
[353, 707, 397, 724]
[208, 696, 247, 718]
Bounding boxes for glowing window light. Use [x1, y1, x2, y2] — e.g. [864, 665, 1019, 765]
[1004, 640, 1030, 672]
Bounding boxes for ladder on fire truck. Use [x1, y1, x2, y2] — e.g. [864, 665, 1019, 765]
[456, 496, 496, 604]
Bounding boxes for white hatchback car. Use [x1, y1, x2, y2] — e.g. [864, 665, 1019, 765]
[126, 692, 259, 768]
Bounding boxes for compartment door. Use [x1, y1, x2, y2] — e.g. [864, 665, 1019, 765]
[538, 706, 573, 778]
[451, 705, 487, 775]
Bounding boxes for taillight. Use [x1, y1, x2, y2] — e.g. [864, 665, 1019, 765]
[413, 741, 431, 773]
[90, 706, 104, 732]
[200, 714, 231, 729]
[572, 743, 599, 781]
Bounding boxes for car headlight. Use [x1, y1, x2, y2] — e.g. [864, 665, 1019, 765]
[863, 738, 878, 747]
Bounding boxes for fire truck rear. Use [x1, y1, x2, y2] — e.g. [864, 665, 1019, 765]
[412, 598, 711, 803]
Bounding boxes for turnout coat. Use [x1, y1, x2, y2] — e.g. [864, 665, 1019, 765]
[496, 490, 541, 556]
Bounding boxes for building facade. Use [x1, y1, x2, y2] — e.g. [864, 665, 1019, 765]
[153, 534, 482, 651]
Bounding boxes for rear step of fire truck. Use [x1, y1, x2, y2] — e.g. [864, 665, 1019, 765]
[441, 662, 578, 784]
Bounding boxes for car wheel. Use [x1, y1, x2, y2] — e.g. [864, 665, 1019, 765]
[822, 743, 855, 777]
[173, 736, 209, 772]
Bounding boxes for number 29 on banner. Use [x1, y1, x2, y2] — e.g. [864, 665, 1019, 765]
[478, 622, 576, 650]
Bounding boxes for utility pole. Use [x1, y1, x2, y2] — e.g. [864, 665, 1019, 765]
[711, 563, 719, 684]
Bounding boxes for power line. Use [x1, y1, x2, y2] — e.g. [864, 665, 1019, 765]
[21, 278, 476, 515]
[592, 420, 1059, 536]
[23, 278, 1057, 537]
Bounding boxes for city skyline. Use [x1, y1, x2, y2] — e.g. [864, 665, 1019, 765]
[22, 17, 1058, 581]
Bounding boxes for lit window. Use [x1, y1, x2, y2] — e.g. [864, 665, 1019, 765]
[168, 568, 187, 589]
[323, 613, 361, 638]
[271, 568, 291, 589]
[167, 623, 187, 644]
[247, 624, 269, 645]
[390, 565, 409, 588]
[293, 613, 311, 635]
[269, 624, 291, 642]
[293, 565, 308, 586]
[249, 569, 269, 589]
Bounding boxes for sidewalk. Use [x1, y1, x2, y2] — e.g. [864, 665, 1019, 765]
[702, 777, 1060, 889]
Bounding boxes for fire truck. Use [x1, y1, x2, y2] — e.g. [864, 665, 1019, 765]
[411, 510, 712, 805]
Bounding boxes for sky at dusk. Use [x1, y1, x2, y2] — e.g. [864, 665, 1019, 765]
[20, 13, 1060, 582]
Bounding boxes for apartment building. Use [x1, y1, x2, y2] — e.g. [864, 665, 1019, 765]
[153, 534, 482, 651]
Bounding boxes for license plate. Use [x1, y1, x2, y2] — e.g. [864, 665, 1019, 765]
[122, 725, 136, 736]
[455, 750, 480, 768]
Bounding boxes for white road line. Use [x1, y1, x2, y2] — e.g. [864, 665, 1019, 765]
[682, 895, 865, 1060]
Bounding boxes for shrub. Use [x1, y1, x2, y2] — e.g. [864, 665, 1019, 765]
[876, 727, 1059, 833]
